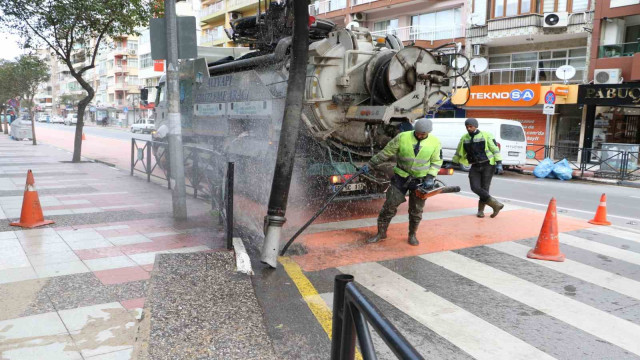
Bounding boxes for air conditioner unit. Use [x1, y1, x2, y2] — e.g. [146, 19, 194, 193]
[543, 12, 568, 28]
[229, 12, 241, 20]
[128, 49, 137, 55]
[352, 12, 366, 22]
[594, 68, 622, 84]
[472, 44, 488, 57]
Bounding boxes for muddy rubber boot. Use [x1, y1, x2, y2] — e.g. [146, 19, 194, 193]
[408, 222, 420, 246]
[486, 197, 504, 218]
[477, 201, 486, 218]
[366, 221, 388, 244]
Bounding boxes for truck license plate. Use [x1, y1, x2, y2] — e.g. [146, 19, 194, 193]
[508, 151, 519, 156]
[344, 183, 365, 192]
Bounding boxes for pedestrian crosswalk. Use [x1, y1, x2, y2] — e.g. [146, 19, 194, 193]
[308, 227, 640, 359]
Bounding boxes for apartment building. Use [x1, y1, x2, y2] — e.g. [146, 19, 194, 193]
[200, 0, 265, 47]
[577, 0, 640, 156]
[33, 48, 58, 116]
[454, 0, 595, 158]
[311, 0, 466, 51]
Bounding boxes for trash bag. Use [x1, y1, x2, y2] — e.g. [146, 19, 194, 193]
[533, 158, 555, 178]
[552, 158, 573, 181]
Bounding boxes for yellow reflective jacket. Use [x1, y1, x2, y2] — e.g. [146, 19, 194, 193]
[452, 130, 502, 166]
[370, 131, 443, 178]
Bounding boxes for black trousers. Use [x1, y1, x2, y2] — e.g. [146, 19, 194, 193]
[469, 162, 495, 202]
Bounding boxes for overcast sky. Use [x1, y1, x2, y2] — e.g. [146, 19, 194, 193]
[0, 32, 25, 61]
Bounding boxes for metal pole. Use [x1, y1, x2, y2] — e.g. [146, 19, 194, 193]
[147, 141, 152, 182]
[544, 114, 551, 158]
[331, 274, 354, 360]
[165, 0, 187, 220]
[261, 0, 309, 268]
[226, 162, 234, 250]
[131, 138, 135, 176]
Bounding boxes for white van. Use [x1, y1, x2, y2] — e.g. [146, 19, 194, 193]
[430, 118, 527, 169]
[65, 113, 78, 126]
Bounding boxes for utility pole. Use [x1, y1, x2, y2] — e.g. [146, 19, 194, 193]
[165, 0, 187, 220]
[260, 0, 309, 268]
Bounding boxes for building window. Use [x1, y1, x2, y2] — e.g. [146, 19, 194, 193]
[140, 54, 153, 69]
[127, 40, 138, 52]
[478, 47, 587, 85]
[571, 0, 588, 11]
[411, 8, 463, 40]
[492, 0, 536, 18]
[128, 76, 138, 85]
[373, 19, 399, 34]
[128, 58, 138, 69]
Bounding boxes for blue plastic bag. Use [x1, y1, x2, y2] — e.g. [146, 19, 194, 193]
[533, 158, 554, 178]
[552, 159, 573, 181]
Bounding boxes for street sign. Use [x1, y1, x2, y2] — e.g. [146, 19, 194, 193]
[150, 16, 198, 60]
[543, 103, 555, 115]
[544, 90, 556, 104]
[123, 107, 129, 114]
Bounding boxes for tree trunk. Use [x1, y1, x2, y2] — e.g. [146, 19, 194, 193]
[71, 74, 95, 163]
[28, 101, 37, 145]
[2, 109, 7, 135]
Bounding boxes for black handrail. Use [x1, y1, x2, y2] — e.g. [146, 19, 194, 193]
[331, 274, 424, 360]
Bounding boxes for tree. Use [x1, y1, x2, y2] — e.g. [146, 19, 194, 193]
[0, 61, 20, 135]
[0, 0, 152, 161]
[13, 55, 50, 145]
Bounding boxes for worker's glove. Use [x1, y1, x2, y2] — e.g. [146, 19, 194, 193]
[360, 164, 370, 174]
[495, 162, 504, 175]
[444, 163, 454, 169]
[422, 175, 435, 190]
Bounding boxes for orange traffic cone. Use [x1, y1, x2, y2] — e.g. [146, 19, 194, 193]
[527, 198, 565, 262]
[10, 170, 54, 228]
[588, 193, 612, 226]
[82, 132, 86, 140]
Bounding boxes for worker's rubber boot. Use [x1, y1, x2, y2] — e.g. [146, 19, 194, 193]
[486, 197, 504, 218]
[366, 221, 388, 244]
[477, 201, 486, 218]
[408, 222, 420, 246]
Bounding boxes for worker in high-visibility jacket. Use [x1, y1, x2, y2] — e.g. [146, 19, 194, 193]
[450, 118, 505, 218]
[366, 118, 443, 246]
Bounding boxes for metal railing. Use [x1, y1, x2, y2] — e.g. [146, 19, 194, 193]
[331, 274, 423, 360]
[527, 144, 640, 180]
[309, 0, 346, 14]
[351, 0, 377, 5]
[370, 25, 464, 44]
[599, 42, 640, 58]
[130, 138, 235, 249]
[202, 27, 227, 44]
[200, 1, 225, 18]
[471, 66, 585, 85]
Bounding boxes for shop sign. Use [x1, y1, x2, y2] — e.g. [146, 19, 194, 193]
[554, 87, 570, 96]
[466, 84, 541, 107]
[578, 84, 640, 105]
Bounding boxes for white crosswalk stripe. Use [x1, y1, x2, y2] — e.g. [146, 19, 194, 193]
[488, 241, 640, 301]
[588, 226, 640, 244]
[560, 233, 640, 266]
[421, 251, 640, 356]
[338, 262, 556, 360]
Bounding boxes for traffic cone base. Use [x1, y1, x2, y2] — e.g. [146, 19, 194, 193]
[589, 194, 611, 226]
[9, 170, 54, 228]
[527, 198, 565, 262]
[82, 132, 86, 140]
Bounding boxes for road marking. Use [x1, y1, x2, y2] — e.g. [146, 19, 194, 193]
[559, 233, 640, 266]
[588, 226, 640, 243]
[488, 242, 640, 301]
[339, 262, 556, 360]
[279, 257, 363, 360]
[459, 191, 640, 222]
[421, 251, 640, 356]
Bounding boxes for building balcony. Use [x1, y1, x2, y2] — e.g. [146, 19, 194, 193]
[370, 25, 464, 44]
[226, 0, 256, 12]
[308, 0, 346, 15]
[351, 0, 377, 5]
[471, 66, 585, 85]
[200, 1, 225, 23]
[114, 66, 128, 74]
[202, 27, 228, 46]
[599, 42, 640, 58]
[113, 82, 129, 91]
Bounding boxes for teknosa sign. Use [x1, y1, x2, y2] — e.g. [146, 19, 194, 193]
[466, 84, 541, 107]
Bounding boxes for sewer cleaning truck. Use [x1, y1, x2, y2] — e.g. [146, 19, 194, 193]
[149, 0, 468, 205]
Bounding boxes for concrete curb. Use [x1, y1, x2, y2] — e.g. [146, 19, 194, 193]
[233, 237, 254, 275]
[619, 180, 640, 188]
[522, 169, 640, 186]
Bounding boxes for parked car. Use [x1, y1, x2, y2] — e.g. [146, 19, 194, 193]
[50, 115, 64, 124]
[64, 113, 78, 126]
[131, 119, 155, 134]
[36, 113, 49, 122]
[430, 118, 528, 171]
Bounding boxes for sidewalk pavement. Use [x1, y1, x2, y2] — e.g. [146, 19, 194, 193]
[0, 137, 224, 359]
